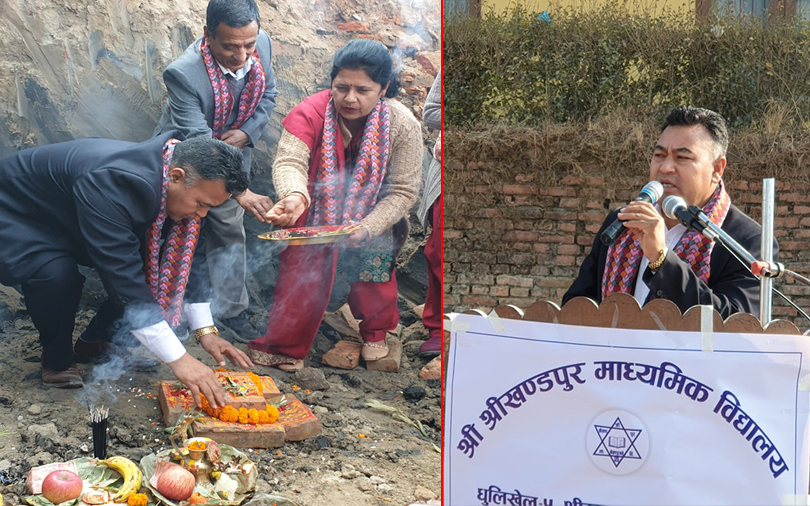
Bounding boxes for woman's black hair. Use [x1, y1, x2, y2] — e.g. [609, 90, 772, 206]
[330, 39, 400, 98]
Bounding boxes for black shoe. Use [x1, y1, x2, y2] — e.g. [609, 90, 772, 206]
[74, 337, 158, 371]
[220, 313, 261, 343]
[42, 362, 83, 388]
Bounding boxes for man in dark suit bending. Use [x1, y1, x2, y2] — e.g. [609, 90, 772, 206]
[564, 106, 776, 318]
[0, 133, 253, 409]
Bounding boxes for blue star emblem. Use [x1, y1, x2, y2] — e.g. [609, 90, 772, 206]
[593, 416, 643, 467]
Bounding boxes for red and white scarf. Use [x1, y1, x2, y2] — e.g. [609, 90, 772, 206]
[200, 38, 266, 137]
[309, 98, 390, 226]
[144, 139, 202, 327]
[601, 180, 731, 301]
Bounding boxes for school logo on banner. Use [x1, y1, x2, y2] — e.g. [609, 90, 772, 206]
[588, 410, 649, 475]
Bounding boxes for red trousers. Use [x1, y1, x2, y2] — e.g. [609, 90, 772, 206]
[422, 198, 442, 339]
[249, 244, 400, 360]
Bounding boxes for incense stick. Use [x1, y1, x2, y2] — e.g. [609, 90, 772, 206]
[89, 406, 108, 459]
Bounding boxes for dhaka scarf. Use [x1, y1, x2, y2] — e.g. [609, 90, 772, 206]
[144, 139, 202, 327]
[200, 38, 266, 137]
[601, 180, 731, 301]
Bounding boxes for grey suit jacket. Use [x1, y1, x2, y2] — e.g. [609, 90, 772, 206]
[153, 30, 278, 176]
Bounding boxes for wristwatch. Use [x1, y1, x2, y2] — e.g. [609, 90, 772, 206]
[194, 325, 219, 343]
[649, 248, 668, 272]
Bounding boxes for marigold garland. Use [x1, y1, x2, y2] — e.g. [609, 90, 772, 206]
[196, 369, 283, 426]
[127, 493, 148, 506]
[199, 394, 280, 425]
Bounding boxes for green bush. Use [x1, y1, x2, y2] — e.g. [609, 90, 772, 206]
[444, 3, 810, 128]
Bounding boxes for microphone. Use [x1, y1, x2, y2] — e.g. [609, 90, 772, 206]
[661, 196, 719, 241]
[600, 180, 665, 245]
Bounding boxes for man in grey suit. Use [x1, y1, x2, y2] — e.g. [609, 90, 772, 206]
[154, 0, 279, 341]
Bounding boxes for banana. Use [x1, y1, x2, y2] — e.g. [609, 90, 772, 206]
[100, 456, 143, 503]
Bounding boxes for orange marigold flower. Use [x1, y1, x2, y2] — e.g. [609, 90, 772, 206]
[219, 405, 238, 423]
[188, 492, 208, 505]
[292, 385, 300, 391]
[127, 493, 148, 506]
[238, 407, 249, 424]
[265, 405, 280, 424]
[248, 372, 264, 394]
[258, 410, 270, 424]
[247, 408, 259, 424]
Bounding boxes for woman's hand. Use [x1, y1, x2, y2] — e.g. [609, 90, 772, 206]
[265, 194, 307, 227]
[343, 225, 370, 247]
[235, 189, 274, 223]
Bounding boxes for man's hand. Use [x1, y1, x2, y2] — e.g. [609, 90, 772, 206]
[343, 225, 369, 247]
[617, 201, 667, 263]
[433, 133, 441, 160]
[235, 189, 274, 222]
[265, 195, 307, 227]
[166, 353, 229, 409]
[197, 333, 255, 370]
[221, 129, 249, 149]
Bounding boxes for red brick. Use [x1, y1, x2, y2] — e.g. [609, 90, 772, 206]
[537, 235, 575, 244]
[503, 184, 535, 195]
[541, 187, 576, 197]
[544, 211, 577, 221]
[337, 22, 369, 32]
[192, 417, 285, 449]
[559, 198, 580, 208]
[322, 341, 362, 369]
[364, 337, 403, 372]
[557, 244, 581, 255]
[556, 255, 576, 265]
[278, 394, 323, 441]
[510, 287, 530, 297]
[794, 205, 810, 214]
[502, 231, 539, 242]
[158, 372, 270, 426]
[490, 286, 509, 296]
[419, 357, 441, 380]
[561, 176, 585, 185]
[461, 295, 497, 307]
[559, 223, 576, 233]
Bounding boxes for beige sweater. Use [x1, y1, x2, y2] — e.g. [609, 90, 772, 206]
[272, 98, 423, 238]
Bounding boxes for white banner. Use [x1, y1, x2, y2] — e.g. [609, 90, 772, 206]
[443, 312, 810, 506]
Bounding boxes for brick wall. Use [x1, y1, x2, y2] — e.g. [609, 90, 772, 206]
[444, 157, 810, 331]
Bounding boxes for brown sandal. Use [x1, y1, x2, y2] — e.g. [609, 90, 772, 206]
[362, 340, 389, 361]
[248, 349, 304, 371]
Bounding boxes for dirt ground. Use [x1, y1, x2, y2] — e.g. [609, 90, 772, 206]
[0, 289, 441, 506]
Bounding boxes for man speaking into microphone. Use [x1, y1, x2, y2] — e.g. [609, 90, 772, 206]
[563, 106, 776, 318]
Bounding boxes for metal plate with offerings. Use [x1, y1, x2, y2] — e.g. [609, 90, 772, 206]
[140, 438, 257, 506]
[257, 224, 359, 246]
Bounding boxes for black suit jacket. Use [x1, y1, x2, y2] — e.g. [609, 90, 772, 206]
[562, 204, 777, 319]
[0, 131, 208, 326]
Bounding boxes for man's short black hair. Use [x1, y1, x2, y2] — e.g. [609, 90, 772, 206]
[662, 106, 729, 160]
[172, 137, 248, 195]
[206, 0, 260, 38]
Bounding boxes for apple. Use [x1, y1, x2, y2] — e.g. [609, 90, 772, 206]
[41, 470, 83, 504]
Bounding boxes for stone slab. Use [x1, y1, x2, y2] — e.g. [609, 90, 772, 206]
[158, 372, 276, 426]
[277, 394, 322, 441]
[365, 338, 402, 372]
[191, 417, 285, 449]
[322, 340, 362, 370]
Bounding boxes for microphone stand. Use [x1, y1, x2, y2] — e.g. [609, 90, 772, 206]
[684, 205, 810, 323]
